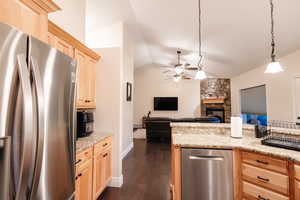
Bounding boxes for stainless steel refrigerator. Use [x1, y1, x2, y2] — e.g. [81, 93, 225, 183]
[0, 23, 77, 200]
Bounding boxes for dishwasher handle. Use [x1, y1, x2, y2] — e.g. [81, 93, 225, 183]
[189, 155, 224, 161]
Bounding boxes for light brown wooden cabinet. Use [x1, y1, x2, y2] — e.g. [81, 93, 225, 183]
[76, 159, 93, 200]
[47, 32, 74, 57]
[93, 139, 112, 199]
[0, 0, 60, 42]
[171, 147, 298, 200]
[48, 21, 99, 109]
[76, 137, 112, 200]
[295, 180, 300, 200]
[75, 50, 97, 109]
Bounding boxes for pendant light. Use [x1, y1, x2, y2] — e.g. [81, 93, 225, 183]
[195, 0, 207, 80]
[265, 0, 283, 74]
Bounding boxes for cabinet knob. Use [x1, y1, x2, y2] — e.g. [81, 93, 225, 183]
[256, 160, 269, 165]
[75, 159, 82, 165]
[102, 143, 108, 147]
[257, 176, 270, 182]
[257, 195, 269, 200]
[103, 153, 108, 158]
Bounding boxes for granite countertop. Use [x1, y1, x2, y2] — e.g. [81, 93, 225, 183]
[76, 132, 113, 152]
[170, 122, 255, 130]
[172, 123, 300, 162]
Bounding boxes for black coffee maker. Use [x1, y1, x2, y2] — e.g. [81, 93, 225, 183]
[77, 111, 94, 138]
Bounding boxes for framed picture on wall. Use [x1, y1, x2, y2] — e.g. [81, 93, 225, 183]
[126, 82, 132, 101]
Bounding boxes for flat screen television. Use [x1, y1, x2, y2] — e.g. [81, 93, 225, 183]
[154, 97, 178, 111]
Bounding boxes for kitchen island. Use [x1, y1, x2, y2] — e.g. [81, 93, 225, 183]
[171, 123, 300, 200]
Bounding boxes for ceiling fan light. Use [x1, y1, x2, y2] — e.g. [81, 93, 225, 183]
[175, 66, 184, 74]
[195, 69, 207, 80]
[264, 61, 283, 74]
[173, 76, 181, 82]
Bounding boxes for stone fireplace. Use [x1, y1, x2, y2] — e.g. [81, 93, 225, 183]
[200, 79, 231, 123]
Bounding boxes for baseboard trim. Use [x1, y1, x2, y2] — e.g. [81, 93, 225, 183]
[108, 175, 123, 188]
[121, 142, 133, 159]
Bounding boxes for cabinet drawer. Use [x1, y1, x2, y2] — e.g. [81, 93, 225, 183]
[76, 147, 92, 167]
[243, 181, 289, 200]
[295, 164, 300, 180]
[94, 137, 112, 155]
[242, 151, 288, 174]
[242, 163, 289, 195]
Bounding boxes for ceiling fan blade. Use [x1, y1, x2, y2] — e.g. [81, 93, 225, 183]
[185, 67, 198, 71]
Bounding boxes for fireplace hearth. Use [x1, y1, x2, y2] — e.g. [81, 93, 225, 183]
[206, 107, 225, 123]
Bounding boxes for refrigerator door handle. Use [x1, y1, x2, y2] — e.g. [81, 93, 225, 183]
[189, 155, 224, 161]
[69, 68, 77, 176]
[29, 56, 45, 199]
[15, 54, 34, 200]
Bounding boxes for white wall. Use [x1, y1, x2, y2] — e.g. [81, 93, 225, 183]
[86, 22, 123, 48]
[134, 66, 201, 125]
[94, 48, 123, 186]
[89, 22, 134, 186]
[231, 50, 300, 121]
[121, 24, 134, 154]
[49, 0, 86, 43]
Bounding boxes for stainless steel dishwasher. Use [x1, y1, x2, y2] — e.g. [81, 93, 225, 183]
[181, 148, 233, 200]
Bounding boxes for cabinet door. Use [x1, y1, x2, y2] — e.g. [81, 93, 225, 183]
[75, 49, 88, 108]
[296, 180, 300, 200]
[47, 32, 56, 47]
[103, 148, 112, 185]
[86, 58, 96, 108]
[56, 37, 74, 57]
[0, 0, 48, 42]
[93, 152, 105, 199]
[76, 160, 93, 200]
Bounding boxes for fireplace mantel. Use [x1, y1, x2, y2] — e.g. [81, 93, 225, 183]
[202, 97, 225, 104]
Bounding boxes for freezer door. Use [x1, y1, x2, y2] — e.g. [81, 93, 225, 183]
[29, 37, 76, 200]
[0, 23, 37, 200]
[181, 148, 233, 200]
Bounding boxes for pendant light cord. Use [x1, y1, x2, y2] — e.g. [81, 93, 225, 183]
[270, 0, 276, 62]
[197, 0, 203, 68]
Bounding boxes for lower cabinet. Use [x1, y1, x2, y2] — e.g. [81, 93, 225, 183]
[93, 147, 112, 199]
[76, 136, 112, 200]
[76, 159, 93, 200]
[172, 147, 300, 200]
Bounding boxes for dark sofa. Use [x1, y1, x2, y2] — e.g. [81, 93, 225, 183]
[145, 117, 220, 142]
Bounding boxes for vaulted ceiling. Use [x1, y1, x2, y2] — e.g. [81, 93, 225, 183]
[87, 0, 300, 78]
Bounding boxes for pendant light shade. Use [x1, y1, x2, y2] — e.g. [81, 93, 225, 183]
[265, 61, 283, 74]
[265, 0, 283, 74]
[195, 69, 207, 80]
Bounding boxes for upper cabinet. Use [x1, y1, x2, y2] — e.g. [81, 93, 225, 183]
[48, 21, 100, 109]
[74, 50, 97, 109]
[0, 0, 60, 42]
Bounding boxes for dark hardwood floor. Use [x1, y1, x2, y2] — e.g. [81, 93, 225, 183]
[98, 139, 171, 200]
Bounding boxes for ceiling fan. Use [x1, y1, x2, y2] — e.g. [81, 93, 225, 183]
[161, 51, 201, 82]
[162, 51, 198, 74]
